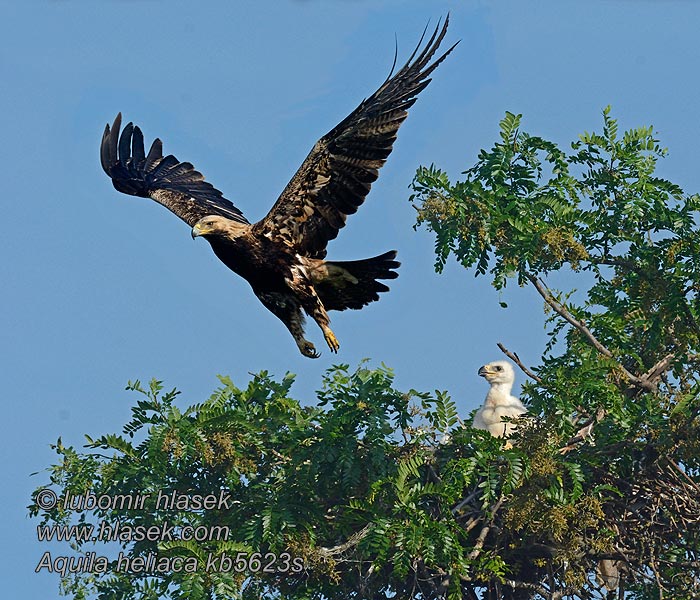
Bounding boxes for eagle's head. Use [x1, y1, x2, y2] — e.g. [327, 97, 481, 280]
[192, 215, 248, 240]
[478, 360, 515, 385]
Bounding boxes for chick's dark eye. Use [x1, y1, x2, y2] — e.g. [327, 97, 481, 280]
[495, 366, 502, 371]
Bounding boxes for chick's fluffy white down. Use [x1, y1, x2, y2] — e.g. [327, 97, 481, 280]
[473, 360, 527, 438]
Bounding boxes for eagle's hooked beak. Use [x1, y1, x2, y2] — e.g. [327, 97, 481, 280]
[191, 222, 204, 240]
[478, 365, 490, 378]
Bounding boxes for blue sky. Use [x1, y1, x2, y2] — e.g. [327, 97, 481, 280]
[3, 1, 700, 597]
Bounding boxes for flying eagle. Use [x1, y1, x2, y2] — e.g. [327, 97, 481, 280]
[100, 19, 456, 358]
[472, 360, 527, 438]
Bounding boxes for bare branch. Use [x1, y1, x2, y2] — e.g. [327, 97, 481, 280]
[497, 342, 543, 383]
[665, 457, 700, 493]
[525, 273, 656, 392]
[640, 351, 676, 385]
[559, 407, 606, 454]
[526, 273, 613, 357]
[317, 524, 371, 559]
[466, 524, 491, 561]
[466, 497, 504, 561]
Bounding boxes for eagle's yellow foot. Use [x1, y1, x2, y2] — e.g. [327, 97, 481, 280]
[298, 340, 320, 359]
[323, 329, 340, 353]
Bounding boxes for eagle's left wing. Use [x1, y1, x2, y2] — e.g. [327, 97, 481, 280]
[101, 113, 249, 227]
[253, 17, 457, 259]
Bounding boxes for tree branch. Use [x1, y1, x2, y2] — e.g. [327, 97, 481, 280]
[466, 524, 491, 561]
[317, 524, 371, 559]
[497, 342, 542, 383]
[525, 273, 657, 392]
[466, 497, 505, 561]
[526, 273, 614, 357]
[558, 407, 606, 454]
[640, 351, 676, 385]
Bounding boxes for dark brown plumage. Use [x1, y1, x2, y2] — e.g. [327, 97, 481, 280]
[100, 18, 456, 357]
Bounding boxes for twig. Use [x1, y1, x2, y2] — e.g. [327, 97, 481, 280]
[664, 457, 700, 493]
[559, 407, 606, 454]
[525, 273, 656, 392]
[526, 273, 613, 357]
[497, 342, 543, 383]
[452, 488, 481, 515]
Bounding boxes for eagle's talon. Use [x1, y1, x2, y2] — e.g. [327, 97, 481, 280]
[323, 330, 340, 353]
[299, 340, 320, 359]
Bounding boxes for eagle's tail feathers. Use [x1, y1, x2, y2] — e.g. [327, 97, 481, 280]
[316, 250, 400, 311]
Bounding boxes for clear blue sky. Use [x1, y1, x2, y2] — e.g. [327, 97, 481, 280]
[3, 1, 700, 597]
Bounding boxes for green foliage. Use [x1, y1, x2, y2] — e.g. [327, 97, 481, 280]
[33, 362, 620, 600]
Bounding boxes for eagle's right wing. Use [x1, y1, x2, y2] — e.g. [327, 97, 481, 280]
[101, 113, 249, 228]
[253, 17, 457, 259]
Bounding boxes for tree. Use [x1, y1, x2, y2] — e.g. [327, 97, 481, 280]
[33, 109, 700, 599]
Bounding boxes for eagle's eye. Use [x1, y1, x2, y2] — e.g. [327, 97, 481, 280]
[495, 366, 502, 371]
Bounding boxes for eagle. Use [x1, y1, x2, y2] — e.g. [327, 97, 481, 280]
[100, 19, 457, 358]
[472, 360, 528, 438]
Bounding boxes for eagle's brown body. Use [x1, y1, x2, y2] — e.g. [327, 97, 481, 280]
[100, 18, 456, 357]
[195, 216, 398, 356]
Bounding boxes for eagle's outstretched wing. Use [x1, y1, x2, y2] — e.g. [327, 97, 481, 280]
[253, 17, 458, 259]
[101, 113, 249, 227]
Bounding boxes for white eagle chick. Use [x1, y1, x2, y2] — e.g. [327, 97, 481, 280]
[473, 360, 527, 438]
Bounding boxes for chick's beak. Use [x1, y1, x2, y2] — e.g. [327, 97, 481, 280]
[478, 366, 490, 378]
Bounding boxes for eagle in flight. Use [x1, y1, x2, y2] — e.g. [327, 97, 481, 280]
[100, 19, 456, 357]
